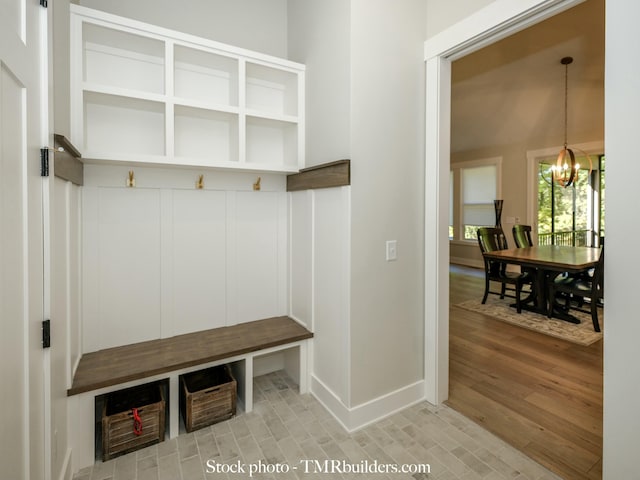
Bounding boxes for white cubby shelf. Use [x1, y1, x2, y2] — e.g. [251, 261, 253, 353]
[71, 5, 305, 173]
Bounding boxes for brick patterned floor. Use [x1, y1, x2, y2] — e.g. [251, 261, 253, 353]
[73, 371, 561, 480]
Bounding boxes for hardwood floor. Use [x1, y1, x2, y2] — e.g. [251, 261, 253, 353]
[448, 265, 603, 480]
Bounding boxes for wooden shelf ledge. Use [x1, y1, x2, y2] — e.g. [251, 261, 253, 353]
[53, 133, 83, 186]
[68, 316, 313, 396]
[287, 159, 350, 191]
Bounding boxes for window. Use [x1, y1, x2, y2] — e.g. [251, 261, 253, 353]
[449, 171, 454, 239]
[537, 154, 604, 246]
[450, 157, 501, 242]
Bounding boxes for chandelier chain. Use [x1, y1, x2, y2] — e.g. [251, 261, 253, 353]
[564, 60, 569, 148]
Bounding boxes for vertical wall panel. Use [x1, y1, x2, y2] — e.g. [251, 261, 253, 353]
[0, 63, 27, 480]
[82, 186, 99, 353]
[171, 189, 227, 334]
[69, 184, 82, 377]
[51, 177, 70, 480]
[82, 167, 289, 350]
[289, 190, 312, 328]
[313, 187, 350, 404]
[235, 191, 282, 323]
[97, 188, 162, 349]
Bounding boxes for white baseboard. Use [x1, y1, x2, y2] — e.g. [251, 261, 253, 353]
[310, 374, 425, 432]
[58, 448, 73, 480]
[450, 256, 483, 269]
[310, 375, 351, 430]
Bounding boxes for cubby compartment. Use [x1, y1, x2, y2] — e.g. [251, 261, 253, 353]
[179, 364, 237, 433]
[72, 5, 304, 170]
[245, 62, 298, 117]
[83, 22, 165, 94]
[246, 116, 298, 168]
[174, 105, 238, 163]
[96, 380, 168, 462]
[174, 45, 238, 107]
[83, 92, 165, 157]
[254, 346, 301, 383]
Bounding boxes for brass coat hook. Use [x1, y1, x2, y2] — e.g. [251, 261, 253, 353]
[253, 176, 261, 191]
[127, 170, 135, 187]
[196, 174, 204, 189]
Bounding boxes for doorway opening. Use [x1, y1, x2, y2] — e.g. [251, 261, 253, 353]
[425, 0, 604, 478]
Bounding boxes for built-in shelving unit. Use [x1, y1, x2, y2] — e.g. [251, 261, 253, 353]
[70, 5, 305, 173]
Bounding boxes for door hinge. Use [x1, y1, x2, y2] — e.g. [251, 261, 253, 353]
[42, 320, 51, 349]
[40, 0, 48, 8]
[40, 147, 49, 177]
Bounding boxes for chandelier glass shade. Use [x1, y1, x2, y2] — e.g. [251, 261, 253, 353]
[551, 57, 592, 188]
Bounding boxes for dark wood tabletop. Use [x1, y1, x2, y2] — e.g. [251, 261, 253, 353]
[482, 245, 602, 322]
[482, 245, 601, 273]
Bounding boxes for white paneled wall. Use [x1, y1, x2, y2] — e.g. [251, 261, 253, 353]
[51, 178, 82, 479]
[290, 186, 351, 406]
[98, 188, 162, 349]
[169, 190, 227, 336]
[234, 191, 288, 323]
[289, 190, 312, 328]
[82, 165, 288, 353]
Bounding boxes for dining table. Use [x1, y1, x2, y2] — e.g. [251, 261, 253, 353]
[482, 245, 602, 322]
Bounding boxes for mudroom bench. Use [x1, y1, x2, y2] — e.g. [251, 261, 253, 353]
[67, 316, 313, 470]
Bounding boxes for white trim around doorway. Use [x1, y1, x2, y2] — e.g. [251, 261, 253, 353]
[422, 0, 587, 405]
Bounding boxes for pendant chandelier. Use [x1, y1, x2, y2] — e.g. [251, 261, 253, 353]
[551, 56, 592, 188]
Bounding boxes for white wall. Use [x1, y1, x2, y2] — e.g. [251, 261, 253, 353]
[50, 177, 82, 480]
[603, 1, 640, 477]
[286, 0, 352, 416]
[78, 0, 288, 58]
[426, 0, 496, 38]
[82, 165, 288, 352]
[287, 0, 351, 167]
[52, 2, 80, 479]
[53, 0, 71, 138]
[349, 0, 426, 407]
[288, 0, 426, 423]
[290, 187, 351, 408]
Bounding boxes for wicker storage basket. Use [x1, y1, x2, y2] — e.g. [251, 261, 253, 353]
[102, 382, 165, 461]
[180, 364, 236, 432]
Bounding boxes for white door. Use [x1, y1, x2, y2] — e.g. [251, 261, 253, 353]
[0, 0, 48, 478]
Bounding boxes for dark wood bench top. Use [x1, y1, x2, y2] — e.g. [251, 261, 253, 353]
[68, 316, 313, 396]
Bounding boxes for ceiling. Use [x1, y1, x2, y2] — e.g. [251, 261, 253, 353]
[451, 0, 605, 153]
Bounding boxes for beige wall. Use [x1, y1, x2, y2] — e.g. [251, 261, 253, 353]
[603, 1, 640, 476]
[349, 0, 426, 406]
[287, 0, 351, 167]
[426, 0, 496, 38]
[289, 0, 426, 411]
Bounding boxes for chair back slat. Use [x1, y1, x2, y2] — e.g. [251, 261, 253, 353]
[477, 227, 508, 254]
[477, 227, 508, 276]
[512, 224, 534, 248]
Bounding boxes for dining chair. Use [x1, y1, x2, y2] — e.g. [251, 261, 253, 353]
[511, 224, 539, 282]
[512, 224, 533, 248]
[547, 247, 604, 332]
[477, 227, 533, 313]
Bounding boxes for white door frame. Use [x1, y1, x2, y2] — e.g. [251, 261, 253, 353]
[423, 0, 586, 404]
[0, 1, 49, 479]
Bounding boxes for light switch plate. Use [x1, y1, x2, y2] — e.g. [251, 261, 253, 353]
[386, 240, 397, 261]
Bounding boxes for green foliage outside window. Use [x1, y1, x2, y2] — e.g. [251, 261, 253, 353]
[537, 155, 605, 244]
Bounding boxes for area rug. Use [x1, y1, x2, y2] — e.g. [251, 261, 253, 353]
[455, 297, 603, 346]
